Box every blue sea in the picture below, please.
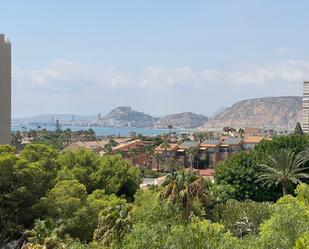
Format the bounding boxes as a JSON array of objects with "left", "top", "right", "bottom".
[{"left": 11, "top": 124, "right": 195, "bottom": 137}]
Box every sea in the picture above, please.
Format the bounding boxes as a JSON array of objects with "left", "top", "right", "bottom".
[{"left": 11, "top": 124, "right": 195, "bottom": 137}]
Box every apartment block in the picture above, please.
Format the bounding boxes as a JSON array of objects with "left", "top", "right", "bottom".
[{"left": 0, "top": 34, "right": 11, "bottom": 144}]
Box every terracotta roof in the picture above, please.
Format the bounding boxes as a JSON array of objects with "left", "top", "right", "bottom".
[
  {"left": 244, "top": 135, "right": 265, "bottom": 144},
  {"left": 154, "top": 143, "right": 178, "bottom": 152},
  {"left": 244, "top": 127, "right": 262, "bottom": 135},
  {"left": 65, "top": 140, "right": 109, "bottom": 151},
  {"left": 199, "top": 169, "right": 214, "bottom": 177},
  {"left": 112, "top": 139, "right": 144, "bottom": 151}
]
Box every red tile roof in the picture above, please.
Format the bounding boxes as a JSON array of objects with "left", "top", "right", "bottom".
[
  {"left": 154, "top": 143, "right": 178, "bottom": 152},
  {"left": 199, "top": 169, "right": 214, "bottom": 177}
]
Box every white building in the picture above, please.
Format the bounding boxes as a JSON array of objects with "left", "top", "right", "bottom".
[
  {"left": 0, "top": 34, "right": 11, "bottom": 144},
  {"left": 303, "top": 81, "right": 309, "bottom": 133}
]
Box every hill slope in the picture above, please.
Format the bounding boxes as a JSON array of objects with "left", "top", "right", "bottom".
[
  {"left": 155, "top": 112, "right": 208, "bottom": 128},
  {"left": 200, "top": 96, "right": 302, "bottom": 130},
  {"left": 100, "top": 106, "right": 157, "bottom": 128}
]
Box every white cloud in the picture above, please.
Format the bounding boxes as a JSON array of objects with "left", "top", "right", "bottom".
[
  {"left": 229, "top": 60, "right": 309, "bottom": 86},
  {"left": 12, "top": 59, "right": 308, "bottom": 117},
  {"left": 13, "top": 60, "right": 221, "bottom": 92},
  {"left": 14, "top": 59, "right": 309, "bottom": 93},
  {"left": 276, "top": 48, "right": 296, "bottom": 55}
]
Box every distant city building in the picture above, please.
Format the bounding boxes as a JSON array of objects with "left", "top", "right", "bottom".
[
  {"left": 303, "top": 81, "right": 309, "bottom": 133},
  {"left": 0, "top": 34, "right": 11, "bottom": 144}
]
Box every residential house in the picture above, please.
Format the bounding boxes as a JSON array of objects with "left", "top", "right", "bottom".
[
  {"left": 153, "top": 143, "right": 179, "bottom": 169},
  {"left": 176, "top": 141, "right": 200, "bottom": 168},
  {"left": 242, "top": 135, "right": 269, "bottom": 151},
  {"left": 243, "top": 135, "right": 263, "bottom": 150},
  {"left": 199, "top": 139, "right": 221, "bottom": 168},
  {"left": 219, "top": 137, "right": 243, "bottom": 160},
  {"left": 112, "top": 139, "right": 148, "bottom": 166},
  {"left": 64, "top": 138, "right": 129, "bottom": 153},
  {"left": 65, "top": 141, "right": 107, "bottom": 153}
]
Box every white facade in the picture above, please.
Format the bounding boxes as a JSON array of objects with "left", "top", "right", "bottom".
[
  {"left": 0, "top": 34, "right": 11, "bottom": 144},
  {"left": 303, "top": 81, "right": 309, "bottom": 133}
]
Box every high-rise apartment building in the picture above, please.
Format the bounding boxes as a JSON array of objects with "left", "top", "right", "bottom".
[
  {"left": 0, "top": 34, "right": 11, "bottom": 144},
  {"left": 303, "top": 81, "right": 309, "bottom": 133}
]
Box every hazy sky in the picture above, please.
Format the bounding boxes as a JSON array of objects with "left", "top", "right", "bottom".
[{"left": 1, "top": 1, "right": 309, "bottom": 118}]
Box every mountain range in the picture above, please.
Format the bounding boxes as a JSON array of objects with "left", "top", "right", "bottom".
[
  {"left": 200, "top": 96, "right": 302, "bottom": 131},
  {"left": 13, "top": 96, "right": 303, "bottom": 130},
  {"left": 98, "top": 107, "right": 208, "bottom": 128}
]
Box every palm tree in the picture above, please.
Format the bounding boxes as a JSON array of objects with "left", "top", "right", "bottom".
[
  {"left": 168, "top": 124, "right": 173, "bottom": 135},
  {"left": 28, "top": 219, "right": 57, "bottom": 245},
  {"left": 257, "top": 149, "right": 309, "bottom": 195},
  {"left": 142, "top": 144, "right": 154, "bottom": 167},
  {"left": 238, "top": 128, "right": 245, "bottom": 138},
  {"left": 128, "top": 148, "right": 138, "bottom": 166},
  {"left": 194, "top": 132, "right": 206, "bottom": 143},
  {"left": 94, "top": 205, "right": 132, "bottom": 247},
  {"left": 161, "top": 134, "right": 171, "bottom": 163},
  {"left": 153, "top": 153, "right": 164, "bottom": 171},
  {"left": 104, "top": 139, "right": 119, "bottom": 154},
  {"left": 186, "top": 147, "right": 199, "bottom": 169},
  {"left": 160, "top": 170, "right": 211, "bottom": 220}
]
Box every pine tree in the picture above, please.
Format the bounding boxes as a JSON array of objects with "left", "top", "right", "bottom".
[{"left": 294, "top": 122, "right": 304, "bottom": 135}]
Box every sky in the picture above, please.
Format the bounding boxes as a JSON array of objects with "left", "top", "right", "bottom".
[{"left": 1, "top": 0, "right": 309, "bottom": 118}]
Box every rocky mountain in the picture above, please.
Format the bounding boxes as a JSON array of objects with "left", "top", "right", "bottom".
[
  {"left": 155, "top": 112, "right": 208, "bottom": 129},
  {"left": 14, "top": 107, "right": 210, "bottom": 129},
  {"left": 100, "top": 106, "right": 157, "bottom": 128},
  {"left": 200, "top": 96, "right": 302, "bottom": 131}
]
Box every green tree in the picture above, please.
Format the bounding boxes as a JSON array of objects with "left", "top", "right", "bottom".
[
  {"left": 122, "top": 219, "right": 239, "bottom": 249},
  {"left": 161, "top": 135, "right": 171, "bottom": 163},
  {"left": 238, "top": 128, "right": 245, "bottom": 138},
  {"left": 27, "top": 219, "right": 59, "bottom": 245},
  {"left": 41, "top": 179, "right": 87, "bottom": 220},
  {"left": 20, "top": 144, "right": 57, "bottom": 163},
  {"left": 194, "top": 132, "right": 206, "bottom": 143},
  {"left": 294, "top": 122, "right": 304, "bottom": 135},
  {"left": 160, "top": 170, "right": 212, "bottom": 220},
  {"left": 294, "top": 232, "right": 309, "bottom": 249},
  {"left": 92, "top": 155, "right": 141, "bottom": 200},
  {"left": 257, "top": 149, "right": 309, "bottom": 195},
  {"left": 93, "top": 204, "right": 131, "bottom": 247},
  {"left": 162, "top": 158, "right": 183, "bottom": 173},
  {"left": 258, "top": 186, "right": 309, "bottom": 249},
  {"left": 103, "top": 138, "right": 119, "bottom": 154},
  {"left": 214, "top": 151, "right": 281, "bottom": 201},
  {"left": 71, "top": 190, "right": 127, "bottom": 242},
  {"left": 0, "top": 154, "right": 20, "bottom": 244},
  {"left": 56, "top": 149, "right": 100, "bottom": 193},
  {"left": 11, "top": 131, "right": 23, "bottom": 150},
  {"left": 165, "top": 220, "right": 239, "bottom": 249},
  {"left": 185, "top": 146, "right": 199, "bottom": 169},
  {"left": 128, "top": 148, "right": 138, "bottom": 165},
  {"left": 254, "top": 134, "right": 309, "bottom": 157},
  {"left": 211, "top": 199, "right": 272, "bottom": 238},
  {"left": 0, "top": 144, "right": 16, "bottom": 155},
  {"left": 168, "top": 124, "right": 173, "bottom": 135},
  {"left": 153, "top": 153, "right": 163, "bottom": 171},
  {"left": 0, "top": 151, "right": 56, "bottom": 244}
]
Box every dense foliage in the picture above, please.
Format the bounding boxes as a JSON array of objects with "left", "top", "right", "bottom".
[
  {"left": 0, "top": 144, "right": 140, "bottom": 245},
  {"left": 2, "top": 134, "right": 309, "bottom": 248}
]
